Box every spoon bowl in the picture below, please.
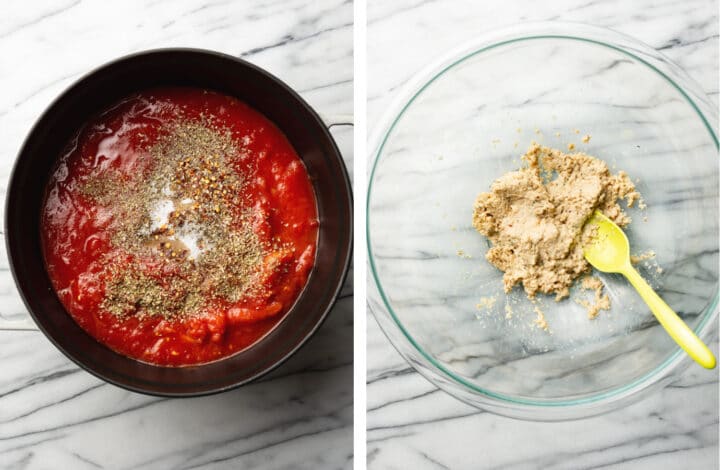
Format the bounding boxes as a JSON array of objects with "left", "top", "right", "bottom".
[{"left": 582, "top": 211, "right": 631, "bottom": 273}]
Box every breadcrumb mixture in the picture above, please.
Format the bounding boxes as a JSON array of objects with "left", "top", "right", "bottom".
[
  {"left": 472, "top": 144, "right": 642, "bottom": 321},
  {"left": 576, "top": 276, "right": 611, "bottom": 319},
  {"left": 630, "top": 250, "right": 656, "bottom": 264},
  {"left": 533, "top": 305, "right": 549, "bottom": 331},
  {"left": 476, "top": 296, "right": 497, "bottom": 311}
]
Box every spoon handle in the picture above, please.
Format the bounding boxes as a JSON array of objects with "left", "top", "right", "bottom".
[{"left": 623, "top": 265, "right": 716, "bottom": 369}]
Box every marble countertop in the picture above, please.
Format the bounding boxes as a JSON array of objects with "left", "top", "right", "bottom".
[
  {"left": 367, "top": 0, "right": 718, "bottom": 469},
  {"left": 0, "top": 1, "right": 352, "bottom": 469}
]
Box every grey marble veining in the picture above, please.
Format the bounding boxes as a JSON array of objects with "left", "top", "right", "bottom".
[
  {"left": 0, "top": 1, "right": 352, "bottom": 469},
  {"left": 368, "top": 0, "right": 718, "bottom": 468}
]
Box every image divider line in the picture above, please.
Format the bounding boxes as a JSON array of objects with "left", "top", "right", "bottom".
[{"left": 352, "top": 0, "right": 368, "bottom": 468}]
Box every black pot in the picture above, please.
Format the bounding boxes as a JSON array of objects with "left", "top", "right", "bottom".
[{"left": 4, "top": 49, "right": 353, "bottom": 396}]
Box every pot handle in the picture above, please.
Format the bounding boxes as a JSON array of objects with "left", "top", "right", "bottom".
[
  {"left": 0, "top": 234, "right": 39, "bottom": 330},
  {"left": 320, "top": 114, "right": 354, "bottom": 128},
  {"left": 0, "top": 316, "right": 37, "bottom": 330}
]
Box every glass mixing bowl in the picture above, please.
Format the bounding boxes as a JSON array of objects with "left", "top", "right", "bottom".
[{"left": 367, "top": 22, "right": 718, "bottom": 420}]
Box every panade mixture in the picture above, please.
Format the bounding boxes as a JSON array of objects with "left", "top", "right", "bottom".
[{"left": 472, "top": 144, "right": 642, "bottom": 320}]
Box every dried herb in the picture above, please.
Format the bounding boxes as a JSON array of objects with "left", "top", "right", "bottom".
[{"left": 85, "top": 117, "right": 270, "bottom": 319}]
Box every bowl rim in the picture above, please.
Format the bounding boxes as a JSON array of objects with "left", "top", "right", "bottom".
[
  {"left": 6, "top": 47, "right": 353, "bottom": 397},
  {"left": 367, "top": 21, "right": 718, "bottom": 417}
]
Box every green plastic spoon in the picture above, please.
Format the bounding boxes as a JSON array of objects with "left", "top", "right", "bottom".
[{"left": 583, "top": 210, "right": 716, "bottom": 369}]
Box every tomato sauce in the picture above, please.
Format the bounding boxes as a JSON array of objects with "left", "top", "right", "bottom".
[{"left": 40, "top": 88, "right": 318, "bottom": 366}]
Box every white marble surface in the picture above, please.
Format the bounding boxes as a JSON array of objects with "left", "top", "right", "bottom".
[
  {"left": 367, "top": 0, "right": 719, "bottom": 469},
  {"left": 0, "top": 1, "right": 352, "bottom": 469}
]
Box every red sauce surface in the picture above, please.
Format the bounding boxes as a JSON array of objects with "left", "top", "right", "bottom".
[{"left": 40, "top": 88, "right": 318, "bottom": 366}]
